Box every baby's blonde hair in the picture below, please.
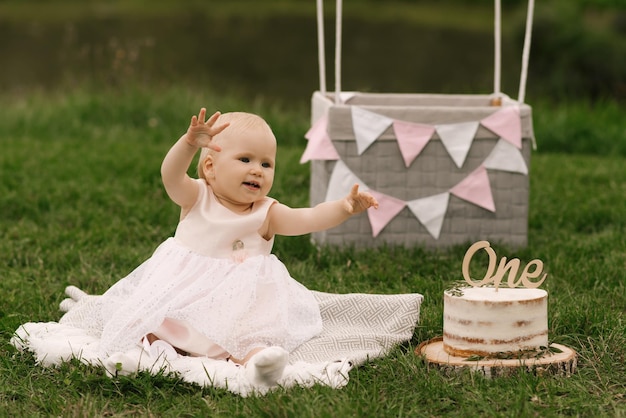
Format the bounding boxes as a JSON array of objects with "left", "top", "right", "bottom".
[{"left": 197, "top": 111, "right": 276, "bottom": 180}]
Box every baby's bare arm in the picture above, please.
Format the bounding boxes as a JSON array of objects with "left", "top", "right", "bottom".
[
  {"left": 161, "top": 108, "right": 229, "bottom": 209},
  {"left": 267, "top": 184, "right": 378, "bottom": 237}
]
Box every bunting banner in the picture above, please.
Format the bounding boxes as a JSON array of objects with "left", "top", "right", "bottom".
[
  {"left": 366, "top": 191, "right": 407, "bottom": 238},
  {"left": 351, "top": 106, "right": 393, "bottom": 155},
  {"left": 325, "top": 161, "right": 499, "bottom": 238},
  {"left": 303, "top": 104, "right": 528, "bottom": 239},
  {"left": 435, "top": 121, "right": 480, "bottom": 168},
  {"left": 300, "top": 115, "right": 340, "bottom": 163},
  {"left": 407, "top": 192, "right": 450, "bottom": 240},
  {"left": 483, "top": 139, "right": 528, "bottom": 175},
  {"left": 302, "top": 105, "right": 524, "bottom": 167},
  {"left": 480, "top": 106, "right": 522, "bottom": 149},
  {"left": 325, "top": 160, "right": 368, "bottom": 203},
  {"left": 449, "top": 165, "right": 495, "bottom": 212},
  {"left": 392, "top": 120, "right": 435, "bottom": 168}
]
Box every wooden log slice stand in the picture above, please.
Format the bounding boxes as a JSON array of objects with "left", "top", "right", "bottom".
[{"left": 417, "top": 337, "right": 577, "bottom": 378}]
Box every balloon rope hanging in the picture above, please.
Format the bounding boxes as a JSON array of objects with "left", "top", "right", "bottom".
[
  {"left": 334, "top": 0, "right": 343, "bottom": 104},
  {"left": 494, "top": 0, "right": 502, "bottom": 98},
  {"left": 314, "top": 0, "right": 535, "bottom": 106},
  {"left": 316, "top": 0, "right": 327, "bottom": 95},
  {"left": 518, "top": 0, "right": 535, "bottom": 104}
]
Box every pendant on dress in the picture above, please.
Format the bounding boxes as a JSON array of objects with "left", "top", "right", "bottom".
[{"left": 231, "top": 239, "right": 247, "bottom": 263}]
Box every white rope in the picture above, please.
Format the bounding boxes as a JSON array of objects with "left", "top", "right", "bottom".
[
  {"left": 494, "top": 0, "right": 502, "bottom": 97},
  {"left": 335, "top": 0, "right": 343, "bottom": 104},
  {"left": 317, "top": 0, "right": 534, "bottom": 106},
  {"left": 316, "top": 0, "right": 327, "bottom": 95},
  {"left": 518, "top": 0, "right": 535, "bottom": 103}
]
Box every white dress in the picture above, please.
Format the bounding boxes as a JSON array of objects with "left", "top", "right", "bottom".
[{"left": 59, "top": 179, "right": 323, "bottom": 359}]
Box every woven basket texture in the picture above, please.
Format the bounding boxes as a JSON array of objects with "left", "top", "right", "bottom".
[{"left": 309, "top": 92, "right": 533, "bottom": 249}]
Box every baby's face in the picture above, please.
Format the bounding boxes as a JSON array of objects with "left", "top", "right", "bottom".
[{"left": 208, "top": 130, "right": 277, "bottom": 208}]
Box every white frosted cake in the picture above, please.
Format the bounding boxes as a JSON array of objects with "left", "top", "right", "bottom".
[{"left": 443, "top": 287, "right": 548, "bottom": 357}]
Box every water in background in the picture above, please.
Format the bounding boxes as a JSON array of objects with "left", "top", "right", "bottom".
[{"left": 2, "top": 12, "right": 527, "bottom": 105}]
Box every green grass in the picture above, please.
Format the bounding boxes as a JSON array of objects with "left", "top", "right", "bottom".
[{"left": 1, "top": 86, "right": 625, "bottom": 417}]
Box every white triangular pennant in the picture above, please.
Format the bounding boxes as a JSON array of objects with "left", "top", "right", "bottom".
[
  {"left": 351, "top": 107, "right": 393, "bottom": 155},
  {"left": 407, "top": 192, "right": 450, "bottom": 239},
  {"left": 325, "top": 160, "right": 368, "bottom": 202},
  {"left": 436, "top": 121, "right": 480, "bottom": 168},
  {"left": 483, "top": 139, "right": 528, "bottom": 175}
]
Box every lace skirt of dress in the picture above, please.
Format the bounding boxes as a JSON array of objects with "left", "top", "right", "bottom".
[{"left": 59, "top": 238, "right": 323, "bottom": 359}]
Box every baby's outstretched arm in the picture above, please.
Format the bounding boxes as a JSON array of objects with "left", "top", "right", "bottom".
[
  {"left": 161, "top": 108, "right": 229, "bottom": 210},
  {"left": 265, "top": 184, "right": 378, "bottom": 238}
]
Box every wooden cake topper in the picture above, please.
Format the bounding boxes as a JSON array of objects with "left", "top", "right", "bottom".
[{"left": 462, "top": 240, "right": 547, "bottom": 291}]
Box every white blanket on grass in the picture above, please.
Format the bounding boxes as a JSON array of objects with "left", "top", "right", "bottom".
[{"left": 11, "top": 289, "right": 423, "bottom": 396}]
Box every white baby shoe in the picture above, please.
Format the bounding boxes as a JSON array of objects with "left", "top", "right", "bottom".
[
  {"left": 142, "top": 337, "right": 179, "bottom": 360},
  {"left": 244, "top": 346, "right": 289, "bottom": 387}
]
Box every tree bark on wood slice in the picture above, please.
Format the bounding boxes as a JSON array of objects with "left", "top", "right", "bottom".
[{"left": 416, "top": 337, "right": 577, "bottom": 378}]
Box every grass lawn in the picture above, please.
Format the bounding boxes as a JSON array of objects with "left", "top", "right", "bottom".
[{"left": 0, "top": 87, "right": 625, "bottom": 417}]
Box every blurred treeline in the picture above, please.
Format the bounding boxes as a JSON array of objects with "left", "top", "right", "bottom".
[
  {"left": 353, "top": 0, "right": 623, "bottom": 8},
  {"left": 0, "top": 0, "right": 624, "bottom": 102},
  {"left": 340, "top": 0, "right": 626, "bottom": 101},
  {"left": 526, "top": 0, "right": 625, "bottom": 101}
]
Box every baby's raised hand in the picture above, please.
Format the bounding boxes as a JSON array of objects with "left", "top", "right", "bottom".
[
  {"left": 185, "top": 108, "right": 230, "bottom": 151},
  {"left": 343, "top": 184, "right": 379, "bottom": 214}
]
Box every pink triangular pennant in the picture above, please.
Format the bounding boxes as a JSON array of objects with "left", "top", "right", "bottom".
[
  {"left": 450, "top": 165, "right": 495, "bottom": 212},
  {"left": 481, "top": 106, "right": 522, "bottom": 149},
  {"left": 351, "top": 107, "right": 393, "bottom": 155},
  {"left": 436, "top": 121, "right": 479, "bottom": 168},
  {"left": 392, "top": 120, "right": 435, "bottom": 167},
  {"left": 366, "top": 190, "right": 406, "bottom": 238},
  {"left": 300, "top": 115, "right": 340, "bottom": 163}
]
